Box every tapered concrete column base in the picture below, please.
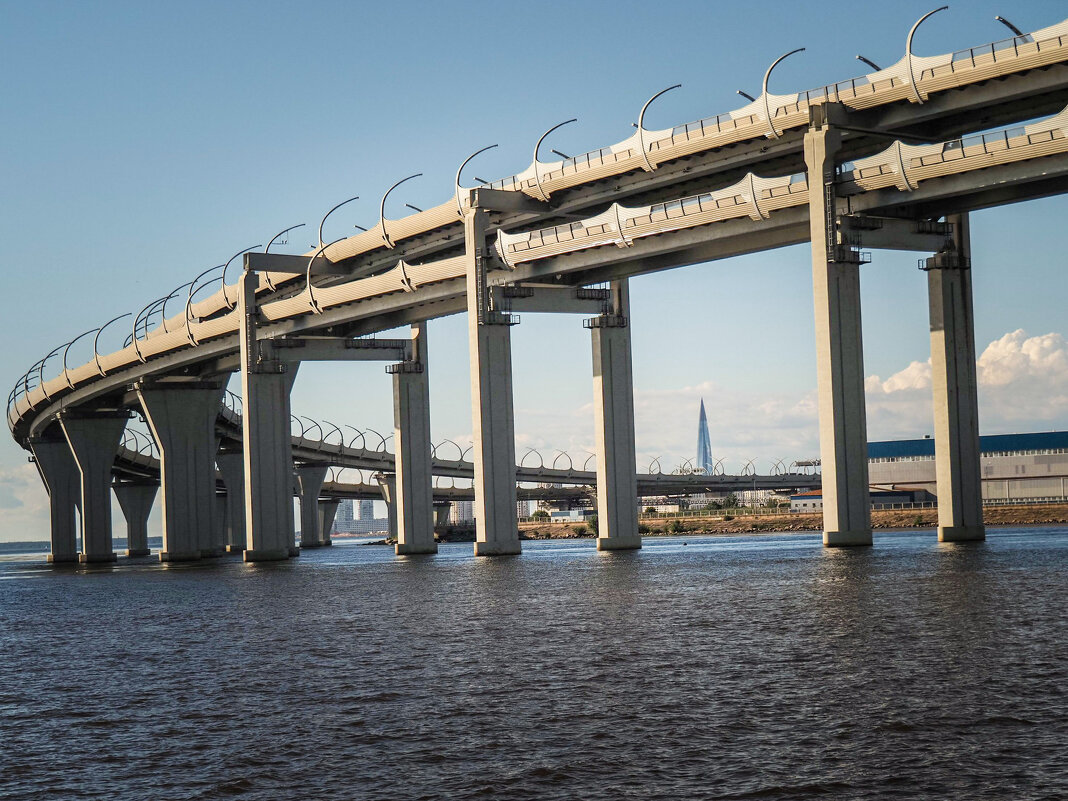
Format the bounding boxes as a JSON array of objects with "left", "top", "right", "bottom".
[
  {"left": 300, "top": 542, "right": 327, "bottom": 549},
  {"left": 47, "top": 554, "right": 79, "bottom": 564},
  {"left": 939, "top": 525, "right": 985, "bottom": 543},
  {"left": 823, "top": 529, "right": 873, "bottom": 547},
  {"left": 244, "top": 548, "right": 290, "bottom": 563},
  {"left": 226, "top": 544, "right": 246, "bottom": 554},
  {"left": 396, "top": 542, "right": 437, "bottom": 555},
  {"left": 160, "top": 550, "right": 201, "bottom": 562},
  {"left": 597, "top": 535, "right": 642, "bottom": 551},
  {"left": 474, "top": 539, "right": 521, "bottom": 556},
  {"left": 287, "top": 546, "right": 300, "bottom": 557},
  {"left": 200, "top": 548, "right": 225, "bottom": 559},
  {"left": 322, "top": 539, "right": 333, "bottom": 547},
  {"left": 125, "top": 548, "right": 151, "bottom": 558},
  {"left": 79, "top": 552, "right": 117, "bottom": 564}
]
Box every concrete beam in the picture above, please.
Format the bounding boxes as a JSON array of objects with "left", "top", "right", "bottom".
[
  {"left": 468, "top": 187, "right": 549, "bottom": 214},
  {"left": 839, "top": 216, "right": 952, "bottom": 252},
  {"left": 805, "top": 113, "right": 872, "bottom": 547},
  {"left": 264, "top": 336, "right": 410, "bottom": 363},
  {"left": 244, "top": 252, "right": 351, "bottom": 276},
  {"left": 928, "top": 213, "right": 984, "bottom": 543},
  {"left": 114, "top": 482, "right": 156, "bottom": 557},
  {"left": 491, "top": 284, "right": 610, "bottom": 315}
]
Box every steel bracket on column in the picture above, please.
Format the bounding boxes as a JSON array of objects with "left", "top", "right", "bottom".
[
  {"left": 583, "top": 314, "right": 628, "bottom": 329},
  {"left": 385, "top": 361, "right": 424, "bottom": 374},
  {"left": 921, "top": 250, "right": 970, "bottom": 271}
]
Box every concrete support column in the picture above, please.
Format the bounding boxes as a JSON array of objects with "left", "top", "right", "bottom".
[
  {"left": 928, "top": 213, "right": 985, "bottom": 542},
  {"left": 318, "top": 499, "right": 339, "bottom": 546},
  {"left": 137, "top": 382, "right": 225, "bottom": 562},
  {"left": 465, "top": 209, "right": 520, "bottom": 555},
  {"left": 433, "top": 501, "right": 452, "bottom": 528},
  {"left": 296, "top": 463, "right": 329, "bottom": 548},
  {"left": 114, "top": 482, "right": 157, "bottom": 557},
  {"left": 589, "top": 280, "right": 641, "bottom": 551},
  {"left": 377, "top": 474, "right": 398, "bottom": 541},
  {"left": 216, "top": 451, "right": 247, "bottom": 553},
  {"left": 238, "top": 268, "right": 298, "bottom": 562},
  {"left": 60, "top": 413, "right": 128, "bottom": 563},
  {"left": 805, "top": 115, "right": 872, "bottom": 547},
  {"left": 30, "top": 434, "right": 81, "bottom": 563},
  {"left": 390, "top": 322, "right": 436, "bottom": 555}
]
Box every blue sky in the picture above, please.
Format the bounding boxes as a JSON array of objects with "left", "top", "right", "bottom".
[{"left": 2, "top": 0, "right": 1066, "bottom": 541}]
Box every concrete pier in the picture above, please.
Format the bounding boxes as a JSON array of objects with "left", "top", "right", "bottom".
[
  {"left": 238, "top": 269, "right": 297, "bottom": 562},
  {"left": 296, "top": 463, "right": 329, "bottom": 548},
  {"left": 137, "top": 381, "right": 225, "bottom": 562},
  {"left": 114, "top": 482, "right": 157, "bottom": 557},
  {"left": 928, "top": 213, "right": 985, "bottom": 543},
  {"left": 465, "top": 208, "right": 520, "bottom": 556},
  {"left": 805, "top": 112, "right": 872, "bottom": 547},
  {"left": 377, "top": 473, "right": 399, "bottom": 542},
  {"left": 390, "top": 323, "right": 436, "bottom": 555},
  {"left": 590, "top": 280, "right": 641, "bottom": 551},
  {"left": 216, "top": 451, "right": 247, "bottom": 552},
  {"left": 318, "top": 499, "right": 339, "bottom": 546},
  {"left": 30, "top": 433, "right": 81, "bottom": 563},
  {"left": 60, "top": 413, "right": 128, "bottom": 563}
]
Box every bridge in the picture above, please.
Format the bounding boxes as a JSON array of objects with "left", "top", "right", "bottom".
[{"left": 9, "top": 10, "right": 1068, "bottom": 562}]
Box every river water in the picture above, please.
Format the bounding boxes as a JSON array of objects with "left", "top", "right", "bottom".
[{"left": 1, "top": 528, "right": 1065, "bottom": 800}]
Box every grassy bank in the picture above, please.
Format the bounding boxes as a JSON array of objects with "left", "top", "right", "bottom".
[{"left": 515, "top": 503, "right": 1068, "bottom": 539}]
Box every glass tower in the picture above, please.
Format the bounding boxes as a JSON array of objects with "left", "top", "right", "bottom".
[{"left": 697, "top": 399, "right": 713, "bottom": 474}]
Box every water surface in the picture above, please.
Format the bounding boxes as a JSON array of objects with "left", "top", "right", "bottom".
[{"left": 1, "top": 528, "right": 1065, "bottom": 800}]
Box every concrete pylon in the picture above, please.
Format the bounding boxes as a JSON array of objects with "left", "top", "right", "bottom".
[
  {"left": 590, "top": 280, "right": 641, "bottom": 550},
  {"left": 377, "top": 473, "right": 398, "bottom": 541},
  {"left": 30, "top": 433, "right": 81, "bottom": 564},
  {"left": 464, "top": 208, "right": 520, "bottom": 556},
  {"left": 432, "top": 501, "right": 452, "bottom": 528},
  {"left": 137, "top": 381, "right": 226, "bottom": 562},
  {"left": 929, "top": 213, "right": 985, "bottom": 542},
  {"left": 318, "top": 499, "right": 340, "bottom": 547},
  {"left": 804, "top": 112, "right": 872, "bottom": 547},
  {"left": 296, "top": 463, "right": 329, "bottom": 548},
  {"left": 390, "top": 322, "right": 436, "bottom": 555},
  {"left": 60, "top": 413, "right": 128, "bottom": 563},
  {"left": 238, "top": 269, "right": 298, "bottom": 562},
  {"left": 215, "top": 451, "right": 246, "bottom": 552},
  {"left": 114, "top": 482, "right": 157, "bottom": 557}
]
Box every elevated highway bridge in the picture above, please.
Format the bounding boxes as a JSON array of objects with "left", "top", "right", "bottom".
[{"left": 10, "top": 11, "right": 1068, "bottom": 562}]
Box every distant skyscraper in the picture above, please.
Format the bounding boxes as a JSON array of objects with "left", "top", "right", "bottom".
[
  {"left": 358, "top": 499, "right": 374, "bottom": 521},
  {"left": 697, "top": 399, "right": 713, "bottom": 474}
]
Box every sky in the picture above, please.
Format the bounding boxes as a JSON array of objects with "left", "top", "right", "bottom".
[{"left": 1, "top": 0, "right": 1066, "bottom": 541}]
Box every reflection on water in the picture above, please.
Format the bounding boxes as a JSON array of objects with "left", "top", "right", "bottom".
[{"left": 1, "top": 528, "right": 1065, "bottom": 800}]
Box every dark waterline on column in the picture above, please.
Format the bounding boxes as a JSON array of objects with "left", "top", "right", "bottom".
[{"left": 1, "top": 528, "right": 1065, "bottom": 800}]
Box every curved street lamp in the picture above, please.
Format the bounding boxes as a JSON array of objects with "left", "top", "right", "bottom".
[{"left": 532, "top": 118, "right": 577, "bottom": 202}]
